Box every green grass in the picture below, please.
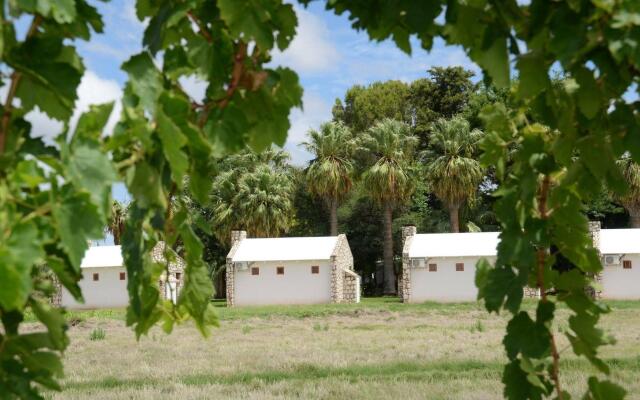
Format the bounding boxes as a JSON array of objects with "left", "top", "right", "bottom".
[
  {"left": 26, "top": 297, "right": 639, "bottom": 325},
  {"left": 44, "top": 298, "right": 640, "bottom": 399}
]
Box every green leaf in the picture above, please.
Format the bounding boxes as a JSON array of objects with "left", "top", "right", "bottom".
[
  {"left": 0, "top": 221, "right": 42, "bottom": 310},
  {"left": 156, "top": 109, "right": 189, "bottom": 186},
  {"left": 475, "top": 37, "right": 509, "bottom": 89},
  {"left": 65, "top": 141, "right": 117, "bottom": 215},
  {"left": 574, "top": 67, "right": 600, "bottom": 119},
  {"left": 52, "top": 189, "right": 105, "bottom": 269},
  {"left": 72, "top": 102, "right": 114, "bottom": 141},
  {"left": 503, "top": 311, "right": 551, "bottom": 360},
  {"left": 585, "top": 377, "right": 626, "bottom": 400},
  {"left": 11, "top": 38, "right": 83, "bottom": 120},
  {"left": 126, "top": 161, "right": 166, "bottom": 209},
  {"left": 516, "top": 53, "right": 550, "bottom": 100},
  {"left": 30, "top": 299, "right": 69, "bottom": 351},
  {"left": 121, "top": 53, "right": 163, "bottom": 114}
]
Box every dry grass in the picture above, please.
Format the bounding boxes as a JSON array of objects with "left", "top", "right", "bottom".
[{"left": 43, "top": 299, "right": 640, "bottom": 400}]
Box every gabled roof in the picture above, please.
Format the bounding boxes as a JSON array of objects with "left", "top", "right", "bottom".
[
  {"left": 407, "top": 228, "right": 640, "bottom": 258},
  {"left": 79, "top": 242, "right": 185, "bottom": 270},
  {"left": 408, "top": 232, "right": 500, "bottom": 258},
  {"left": 81, "top": 245, "right": 123, "bottom": 268},
  {"left": 231, "top": 236, "right": 339, "bottom": 262},
  {"left": 600, "top": 229, "right": 640, "bottom": 254}
]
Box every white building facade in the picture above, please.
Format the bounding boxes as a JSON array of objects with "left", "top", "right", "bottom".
[
  {"left": 226, "top": 232, "right": 360, "bottom": 306},
  {"left": 400, "top": 225, "right": 640, "bottom": 303},
  {"left": 55, "top": 243, "right": 184, "bottom": 309}
]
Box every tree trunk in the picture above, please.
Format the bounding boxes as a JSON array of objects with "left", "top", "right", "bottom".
[
  {"left": 448, "top": 203, "right": 460, "bottom": 233},
  {"left": 329, "top": 197, "right": 338, "bottom": 236},
  {"left": 630, "top": 208, "right": 640, "bottom": 228},
  {"left": 382, "top": 202, "right": 396, "bottom": 295}
]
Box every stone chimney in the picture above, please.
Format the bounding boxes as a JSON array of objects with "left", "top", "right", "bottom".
[
  {"left": 230, "top": 230, "right": 247, "bottom": 247},
  {"left": 588, "top": 221, "right": 601, "bottom": 253},
  {"left": 401, "top": 225, "right": 417, "bottom": 249},
  {"left": 587, "top": 221, "right": 603, "bottom": 299}
]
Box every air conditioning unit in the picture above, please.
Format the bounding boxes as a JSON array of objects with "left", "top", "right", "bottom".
[
  {"left": 234, "top": 262, "right": 249, "bottom": 270},
  {"left": 411, "top": 258, "right": 425, "bottom": 268},
  {"left": 603, "top": 254, "right": 622, "bottom": 266}
]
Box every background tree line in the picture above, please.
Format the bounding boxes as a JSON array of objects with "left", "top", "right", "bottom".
[{"left": 108, "top": 66, "right": 639, "bottom": 298}]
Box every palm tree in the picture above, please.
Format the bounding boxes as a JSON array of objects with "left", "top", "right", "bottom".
[
  {"left": 359, "top": 118, "right": 418, "bottom": 295},
  {"left": 106, "top": 200, "right": 128, "bottom": 245},
  {"left": 211, "top": 150, "right": 295, "bottom": 241},
  {"left": 426, "top": 117, "right": 483, "bottom": 233},
  {"left": 235, "top": 165, "right": 294, "bottom": 237},
  {"left": 302, "top": 121, "right": 356, "bottom": 236},
  {"left": 615, "top": 155, "right": 640, "bottom": 228}
]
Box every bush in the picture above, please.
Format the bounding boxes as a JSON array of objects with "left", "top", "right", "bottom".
[{"left": 89, "top": 327, "right": 106, "bottom": 341}]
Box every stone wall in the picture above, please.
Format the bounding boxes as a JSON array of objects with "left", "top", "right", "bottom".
[
  {"left": 343, "top": 269, "right": 360, "bottom": 303},
  {"left": 399, "top": 226, "right": 416, "bottom": 303},
  {"left": 587, "top": 221, "right": 603, "bottom": 299},
  {"left": 153, "top": 241, "right": 186, "bottom": 302},
  {"left": 225, "top": 230, "right": 247, "bottom": 307},
  {"left": 331, "top": 234, "right": 360, "bottom": 304}
]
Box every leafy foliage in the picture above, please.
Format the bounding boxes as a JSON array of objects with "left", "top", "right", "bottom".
[
  {"left": 302, "top": 121, "right": 356, "bottom": 235},
  {"left": 425, "top": 117, "right": 484, "bottom": 232},
  {"left": 0, "top": 0, "right": 301, "bottom": 397},
  {"left": 313, "top": 0, "right": 640, "bottom": 398},
  {"left": 359, "top": 119, "right": 418, "bottom": 294},
  {"left": 613, "top": 156, "right": 640, "bottom": 228}
]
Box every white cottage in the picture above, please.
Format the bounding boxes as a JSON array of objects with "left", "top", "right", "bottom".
[
  {"left": 400, "top": 225, "right": 640, "bottom": 303},
  {"left": 599, "top": 228, "right": 640, "bottom": 299},
  {"left": 55, "top": 243, "right": 185, "bottom": 309},
  {"left": 226, "top": 231, "right": 360, "bottom": 306}
]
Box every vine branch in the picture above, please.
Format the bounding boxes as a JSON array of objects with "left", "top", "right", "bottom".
[
  {"left": 537, "top": 175, "right": 563, "bottom": 400},
  {"left": 197, "top": 41, "right": 247, "bottom": 128},
  {"left": 0, "top": 15, "right": 42, "bottom": 155}
]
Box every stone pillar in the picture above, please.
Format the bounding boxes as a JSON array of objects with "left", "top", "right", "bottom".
[
  {"left": 226, "top": 230, "right": 247, "bottom": 307},
  {"left": 401, "top": 225, "right": 417, "bottom": 247},
  {"left": 588, "top": 221, "right": 603, "bottom": 299},
  {"left": 400, "top": 225, "right": 416, "bottom": 303}
]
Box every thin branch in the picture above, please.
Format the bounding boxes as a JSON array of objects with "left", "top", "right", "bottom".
[
  {"left": 197, "top": 41, "right": 247, "bottom": 128},
  {"left": 187, "top": 11, "right": 212, "bottom": 43},
  {"left": 0, "top": 15, "right": 43, "bottom": 155},
  {"left": 536, "top": 175, "right": 563, "bottom": 400}
]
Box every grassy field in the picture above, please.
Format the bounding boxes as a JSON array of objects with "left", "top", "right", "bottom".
[{"left": 41, "top": 298, "right": 640, "bottom": 399}]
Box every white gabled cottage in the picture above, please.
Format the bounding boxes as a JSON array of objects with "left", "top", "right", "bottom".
[
  {"left": 598, "top": 228, "right": 640, "bottom": 299},
  {"left": 226, "top": 231, "right": 360, "bottom": 306},
  {"left": 54, "top": 242, "right": 185, "bottom": 309},
  {"left": 399, "top": 226, "right": 498, "bottom": 303},
  {"left": 400, "top": 224, "right": 640, "bottom": 303}
]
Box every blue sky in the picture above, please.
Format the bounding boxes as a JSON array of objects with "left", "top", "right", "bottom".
[{"left": 24, "top": 1, "right": 480, "bottom": 204}]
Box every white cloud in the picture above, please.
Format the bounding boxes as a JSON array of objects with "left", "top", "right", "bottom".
[
  {"left": 27, "top": 70, "right": 122, "bottom": 145},
  {"left": 284, "top": 91, "right": 332, "bottom": 166},
  {"left": 271, "top": 7, "right": 340, "bottom": 74}
]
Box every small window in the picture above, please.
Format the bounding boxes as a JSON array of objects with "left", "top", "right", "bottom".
[
  {"left": 277, "top": 266, "right": 285, "bottom": 275},
  {"left": 175, "top": 272, "right": 182, "bottom": 280},
  {"left": 428, "top": 263, "right": 437, "bottom": 272},
  {"left": 623, "top": 260, "right": 632, "bottom": 269},
  {"left": 311, "top": 265, "right": 319, "bottom": 274},
  {"left": 119, "top": 272, "right": 126, "bottom": 280},
  {"left": 456, "top": 263, "right": 464, "bottom": 272},
  {"left": 93, "top": 273, "right": 99, "bottom": 281},
  {"left": 251, "top": 267, "right": 259, "bottom": 276}
]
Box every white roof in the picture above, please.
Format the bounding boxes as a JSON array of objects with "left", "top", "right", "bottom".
[
  {"left": 408, "top": 232, "right": 500, "bottom": 258},
  {"left": 600, "top": 229, "right": 640, "bottom": 254},
  {"left": 408, "top": 228, "right": 640, "bottom": 258},
  {"left": 80, "top": 245, "right": 123, "bottom": 268},
  {"left": 231, "top": 236, "right": 339, "bottom": 262}
]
